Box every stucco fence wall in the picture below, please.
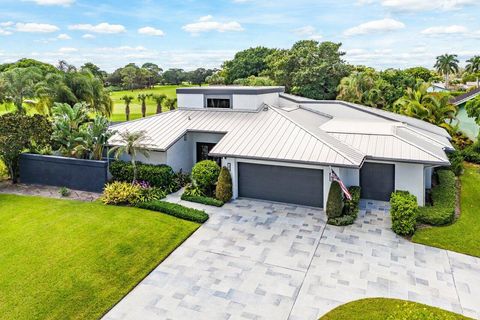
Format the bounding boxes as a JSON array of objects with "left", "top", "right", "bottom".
[{"left": 19, "top": 153, "right": 109, "bottom": 193}]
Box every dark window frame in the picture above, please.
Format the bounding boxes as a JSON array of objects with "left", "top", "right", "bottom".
[{"left": 204, "top": 94, "right": 232, "bottom": 109}]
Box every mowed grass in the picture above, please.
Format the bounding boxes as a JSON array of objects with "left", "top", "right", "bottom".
[
  {"left": 0, "top": 194, "right": 199, "bottom": 319},
  {"left": 413, "top": 163, "right": 480, "bottom": 257},
  {"left": 320, "top": 298, "right": 471, "bottom": 320},
  {"left": 109, "top": 85, "right": 189, "bottom": 122}
]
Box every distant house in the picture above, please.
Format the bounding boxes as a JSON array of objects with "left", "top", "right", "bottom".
[
  {"left": 451, "top": 87, "right": 480, "bottom": 107},
  {"left": 109, "top": 86, "right": 453, "bottom": 208},
  {"left": 427, "top": 82, "right": 451, "bottom": 93}
]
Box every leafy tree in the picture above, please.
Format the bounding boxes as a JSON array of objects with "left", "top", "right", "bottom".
[
  {"left": 265, "top": 41, "right": 351, "bottom": 100},
  {"left": 0, "top": 58, "right": 58, "bottom": 75},
  {"left": 141, "top": 62, "right": 163, "bottom": 88},
  {"left": 120, "top": 64, "right": 139, "bottom": 90},
  {"left": 223, "top": 47, "right": 277, "bottom": 84},
  {"left": 0, "top": 113, "right": 52, "bottom": 182},
  {"left": 466, "top": 56, "right": 480, "bottom": 88},
  {"left": 434, "top": 54, "right": 459, "bottom": 89},
  {"left": 465, "top": 95, "right": 480, "bottom": 126},
  {"left": 379, "top": 69, "right": 417, "bottom": 106},
  {"left": 232, "top": 75, "right": 276, "bottom": 86},
  {"left": 108, "top": 130, "right": 151, "bottom": 182},
  {"left": 152, "top": 94, "right": 167, "bottom": 114},
  {"left": 162, "top": 68, "right": 186, "bottom": 85},
  {"left": 57, "top": 60, "right": 77, "bottom": 73},
  {"left": 0, "top": 67, "right": 42, "bottom": 113},
  {"left": 121, "top": 95, "right": 134, "bottom": 121},
  {"left": 80, "top": 62, "right": 107, "bottom": 81},
  {"left": 405, "top": 67, "right": 434, "bottom": 83},
  {"left": 188, "top": 68, "right": 214, "bottom": 86},
  {"left": 205, "top": 72, "right": 225, "bottom": 85},
  {"left": 337, "top": 70, "right": 387, "bottom": 108},
  {"left": 137, "top": 93, "right": 150, "bottom": 117}
]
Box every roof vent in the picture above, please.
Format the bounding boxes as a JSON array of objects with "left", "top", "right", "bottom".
[{"left": 263, "top": 105, "right": 269, "bottom": 111}]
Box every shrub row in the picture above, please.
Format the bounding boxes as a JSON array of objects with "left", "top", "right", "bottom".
[
  {"left": 180, "top": 194, "right": 224, "bottom": 207},
  {"left": 109, "top": 161, "right": 174, "bottom": 189},
  {"left": 418, "top": 170, "right": 456, "bottom": 226},
  {"left": 136, "top": 200, "right": 209, "bottom": 223},
  {"left": 390, "top": 191, "right": 418, "bottom": 236}
]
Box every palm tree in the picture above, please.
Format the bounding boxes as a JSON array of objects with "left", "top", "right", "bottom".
[
  {"left": 138, "top": 93, "right": 150, "bottom": 117},
  {"left": 466, "top": 56, "right": 480, "bottom": 88},
  {"left": 152, "top": 94, "right": 167, "bottom": 114},
  {"left": 165, "top": 97, "right": 177, "bottom": 111},
  {"left": 108, "top": 130, "right": 150, "bottom": 182},
  {"left": 121, "top": 95, "right": 134, "bottom": 121},
  {"left": 434, "top": 54, "right": 459, "bottom": 89}
]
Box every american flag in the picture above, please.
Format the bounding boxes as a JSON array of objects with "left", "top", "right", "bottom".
[{"left": 330, "top": 169, "right": 352, "bottom": 200}]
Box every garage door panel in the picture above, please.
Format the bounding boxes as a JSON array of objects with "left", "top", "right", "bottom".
[
  {"left": 360, "top": 162, "right": 394, "bottom": 201},
  {"left": 238, "top": 163, "right": 323, "bottom": 207}
]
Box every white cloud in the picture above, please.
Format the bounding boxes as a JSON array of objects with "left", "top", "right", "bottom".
[
  {"left": 294, "top": 25, "right": 322, "bottom": 40},
  {"left": 0, "top": 29, "right": 12, "bottom": 36},
  {"left": 57, "top": 33, "right": 71, "bottom": 40},
  {"left": 359, "top": 0, "right": 477, "bottom": 11},
  {"left": 82, "top": 33, "right": 95, "bottom": 39},
  {"left": 421, "top": 25, "right": 468, "bottom": 35},
  {"left": 58, "top": 47, "right": 78, "bottom": 53},
  {"left": 138, "top": 26, "right": 165, "bottom": 36},
  {"left": 344, "top": 18, "right": 405, "bottom": 36},
  {"left": 0, "top": 22, "right": 14, "bottom": 27},
  {"left": 15, "top": 22, "right": 59, "bottom": 33},
  {"left": 182, "top": 15, "right": 243, "bottom": 34},
  {"left": 69, "top": 22, "right": 125, "bottom": 34},
  {"left": 24, "top": 0, "right": 74, "bottom": 6}
]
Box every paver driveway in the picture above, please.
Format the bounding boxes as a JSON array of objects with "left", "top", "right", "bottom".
[{"left": 104, "top": 198, "right": 480, "bottom": 320}]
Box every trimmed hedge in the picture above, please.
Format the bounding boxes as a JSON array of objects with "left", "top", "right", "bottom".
[
  {"left": 418, "top": 170, "right": 456, "bottom": 226},
  {"left": 215, "top": 166, "right": 233, "bottom": 203},
  {"left": 109, "top": 161, "right": 174, "bottom": 189},
  {"left": 390, "top": 191, "right": 418, "bottom": 236},
  {"left": 136, "top": 200, "right": 209, "bottom": 223},
  {"left": 326, "top": 181, "right": 344, "bottom": 218},
  {"left": 181, "top": 194, "right": 224, "bottom": 207},
  {"left": 328, "top": 186, "right": 361, "bottom": 226}
]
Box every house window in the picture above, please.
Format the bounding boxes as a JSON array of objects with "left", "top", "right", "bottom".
[{"left": 205, "top": 95, "right": 231, "bottom": 109}]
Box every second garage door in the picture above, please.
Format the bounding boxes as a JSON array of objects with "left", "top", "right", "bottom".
[
  {"left": 360, "top": 162, "right": 395, "bottom": 201},
  {"left": 238, "top": 163, "right": 323, "bottom": 207}
]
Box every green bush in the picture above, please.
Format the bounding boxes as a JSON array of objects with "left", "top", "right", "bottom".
[
  {"left": 215, "top": 166, "right": 233, "bottom": 203},
  {"left": 102, "top": 181, "right": 142, "bottom": 205},
  {"left": 460, "top": 146, "right": 480, "bottom": 164},
  {"left": 59, "top": 187, "right": 70, "bottom": 197},
  {"left": 328, "top": 186, "right": 361, "bottom": 226},
  {"left": 327, "top": 214, "right": 357, "bottom": 226},
  {"left": 326, "top": 181, "right": 344, "bottom": 218},
  {"left": 447, "top": 151, "right": 464, "bottom": 176},
  {"left": 390, "top": 191, "right": 418, "bottom": 236},
  {"left": 137, "top": 187, "right": 167, "bottom": 203},
  {"left": 191, "top": 160, "right": 220, "bottom": 196},
  {"left": 109, "top": 161, "right": 174, "bottom": 190},
  {"left": 136, "top": 200, "right": 209, "bottom": 223},
  {"left": 181, "top": 194, "right": 224, "bottom": 207},
  {"left": 183, "top": 183, "right": 204, "bottom": 197},
  {"left": 418, "top": 170, "right": 456, "bottom": 226}
]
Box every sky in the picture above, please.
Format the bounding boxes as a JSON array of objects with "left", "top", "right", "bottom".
[{"left": 0, "top": 0, "right": 479, "bottom": 72}]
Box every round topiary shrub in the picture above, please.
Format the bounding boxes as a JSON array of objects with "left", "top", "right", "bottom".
[
  {"left": 326, "top": 181, "right": 344, "bottom": 218},
  {"left": 191, "top": 160, "right": 221, "bottom": 196},
  {"left": 216, "top": 166, "right": 233, "bottom": 203}
]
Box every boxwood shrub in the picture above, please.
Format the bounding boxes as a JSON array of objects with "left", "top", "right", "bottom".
[
  {"left": 390, "top": 191, "right": 418, "bottom": 236},
  {"left": 328, "top": 186, "right": 361, "bottom": 226},
  {"left": 418, "top": 170, "right": 456, "bottom": 226},
  {"left": 109, "top": 161, "right": 174, "bottom": 189},
  {"left": 180, "top": 194, "right": 224, "bottom": 207},
  {"left": 326, "top": 181, "right": 344, "bottom": 219},
  {"left": 136, "top": 200, "right": 209, "bottom": 223}
]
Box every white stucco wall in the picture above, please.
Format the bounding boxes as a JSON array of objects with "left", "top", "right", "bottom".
[
  {"left": 232, "top": 93, "right": 279, "bottom": 110},
  {"left": 166, "top": 135, "right": 192, "bottom": 172},
  {"left": 395, "top": 162, "right": 425, "bottom": 206},
  {"left": 177, "top": 93, "right": 204, "bottom": 109}
]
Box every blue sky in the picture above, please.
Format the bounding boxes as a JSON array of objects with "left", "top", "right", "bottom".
[{"left": 0, "top": 0, "right": 479, "bottom": 71}]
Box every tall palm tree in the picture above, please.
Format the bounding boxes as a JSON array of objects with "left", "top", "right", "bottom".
[
  {"left": 108, "top": 130, "right": 150, "bottom": 182},
  {"left": 466, "top": 56, "right": 480, "bottom": 88},
  {"left": 152, "top": 94, "right": 167, "bottom": 114},
  {"left": 434, "top": 54, "right": 459, "bottom": 89},
  {"left": 121, "top": 95, "right": 134, "bottom": 121},
  {"left": 165, "top": 97, "right": 177, "bottom": 111},
  {"left": 138, "top": 93, "right": 150, "bottom": 117}
]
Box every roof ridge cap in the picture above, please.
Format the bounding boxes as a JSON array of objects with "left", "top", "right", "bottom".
[
  {"left": 268, "top": 105, "right": 364, "bottom": 166},
  {"left": 392, "top": 130, "right": 447, "bottom": 162}
]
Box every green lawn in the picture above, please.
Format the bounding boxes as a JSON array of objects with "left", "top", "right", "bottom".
[
  {"left": 413, "top": 163, "right": 480, "bottom": 257},
  {"left": 0, "top": 194, "right": 199, "bottom": 319},
  {"left": 320, "top": 298, "right": 470, "bottom": 320},
  {"left": 109, "top": 85, "right": 188, "bottom": 122}
]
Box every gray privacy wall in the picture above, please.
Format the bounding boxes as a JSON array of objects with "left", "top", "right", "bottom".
[{"left": 19, "top": 153, "right": 108, "bottom": 192}]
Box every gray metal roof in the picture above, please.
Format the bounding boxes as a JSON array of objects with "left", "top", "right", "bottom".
[{"left": 109, "top": 92, "right": 452, "bottom": 167}]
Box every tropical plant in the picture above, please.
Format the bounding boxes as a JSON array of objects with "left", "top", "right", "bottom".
[
  {"left": 121, "top": 95, "right": 134, "bottom": 121},
  {"left": 191, "top": 160, "right": 220, "bottom": 197},
  {"left": 165, "top": 97, "right": 177, "bottom": 111},
  {"left": 0, "top": 113, "right": 52, "bottom": 182},
  {"left": 434, "top": 54, "right": 459, "bottom": 89},
  {"left": 0, "top": 67, "right": 42, "bottom": 113},
  {"left": 465, "top": 95, "right": 480, "bottom": 126},
  {"left": 205, "top": 72, "right": 225, "bottom": 85},
  {"left": 152, "top": 94, "right": 167, "bottom": 114},
  {"left": 138, "top": 93, "right": 150, "bottom": 117},
  {"left": 466, "top": 56, "right": 480, "bottom": 88},
  {"left": 85, "top": 116, "right": 114, "bottom": 160},
  {"left": 108, "top": 130, "right": 151, "bottom": 182}
]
